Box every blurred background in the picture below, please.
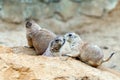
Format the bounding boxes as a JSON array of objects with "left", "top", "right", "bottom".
[{"left": 0, "top": 0, "right": 120, "bottom": 71}]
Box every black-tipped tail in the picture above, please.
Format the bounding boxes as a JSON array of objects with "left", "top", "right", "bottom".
[{"left": 102, "top": 52, "right": 115, "bottom": 63}]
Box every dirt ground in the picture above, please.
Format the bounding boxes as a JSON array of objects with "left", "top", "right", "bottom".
[{"left": 0, "top": 1, "right": 120, "bottom": 73}]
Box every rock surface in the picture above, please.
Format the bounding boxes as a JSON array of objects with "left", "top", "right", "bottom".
[
  {"left": 0, "top": 0, "right": 118, "bottom": 23},
  {"left": 0, "top": 46, "right": 120, "bottom": 80}
]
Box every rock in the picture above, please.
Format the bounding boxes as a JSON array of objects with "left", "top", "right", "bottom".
[
  {"left": 52, "top": 0, "right": 79, "bottom": 21},
  {"left": 11, "top": 46, "right": 36, "bottom": 55},
  {"left": 0, "top": 46, "right": 120, "bottom": 80},
  {"left": 0, "top": 0, "right": 118, "bottom": 23},
  {"left": 76, "top": 0, "right": 118, "bottom": 17},
  {"left": 0, "top": 46, "right": 13, "bottom": 53},
  {"left": 4, "top": 66, "right": 36, "bottom": 80}
]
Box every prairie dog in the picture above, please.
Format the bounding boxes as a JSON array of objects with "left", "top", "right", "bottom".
[
  {"left": 63, "top": 32, "right": 83, "bottom": 57},
  {"left": 25, "top": 19, "right": 56, "bottom": 55},
  {"left": 63, "top": 32, "right": 115, "bottom": 67},
  {"left": 80, "top": 43, "right": 115, "bottom": 67},
  {"left": 43, "top": 36, "right": 67, "bottom": 57}
]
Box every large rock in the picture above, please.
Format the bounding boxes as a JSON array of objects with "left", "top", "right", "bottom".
[
  {"left": 0, "top": 0, "right": 118, "bottom": 23},
  {"left": 0, "top": 46, "right": 120, "bottom": 80}
]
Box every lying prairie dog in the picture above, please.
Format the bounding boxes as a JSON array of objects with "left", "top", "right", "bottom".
[
  {"left": 63, "top": 32, "right": 115, "bottom": 67},
  {"left": 25, "top": 19, "right": 56, "bottom": 55},
  {"left": 79, "top": 43, "right": 115, "bottom": 67}
]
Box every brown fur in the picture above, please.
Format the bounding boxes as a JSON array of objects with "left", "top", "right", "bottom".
[
  {"left": 80, "top": 43, "right": 115, "bottom": 67},
  {"left": 43, "top": 36, "right": 65, "bottom": 57},
  {"left": 25, "top": 20, "right": 56, "bottom": 55}
]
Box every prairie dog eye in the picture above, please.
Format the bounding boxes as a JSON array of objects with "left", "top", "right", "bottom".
[
  {"left": 55, "top": 39, "right": 59, "bottom": 42},
  {"left": 68, "top": 33, "right": 72, "bottom": 37}
]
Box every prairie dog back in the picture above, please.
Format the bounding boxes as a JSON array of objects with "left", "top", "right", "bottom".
[{"left": 25, "top": 19, "right": 56, "bottom": 55}]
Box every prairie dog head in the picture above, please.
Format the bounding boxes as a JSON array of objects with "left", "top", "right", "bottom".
[
  {"left": 50, "top": 36, "right": 65, "bottom": 56},
  {"left": 64, "top": 32, "right": 82, "bottom": 43},
  {"left": 25, "top": 19, "right": 41, "bottom": 33}
]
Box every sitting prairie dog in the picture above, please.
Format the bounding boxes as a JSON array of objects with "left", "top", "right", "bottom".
[
  {"left": 43, "top": 36, "right": 68, "bottom": 57},
  {"left": 62, "top": 32, "right": 84, "bottom": 57},
  {"left": 25, "top": 19, "right": 56, "bottom": 55},
  {"left": 63, "top": 32, "right": 115, "bottom": 67}
]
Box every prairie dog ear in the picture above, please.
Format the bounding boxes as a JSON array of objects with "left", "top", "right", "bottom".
[{"left": 26, "top": 21, "right": 32, "bottom": 28}]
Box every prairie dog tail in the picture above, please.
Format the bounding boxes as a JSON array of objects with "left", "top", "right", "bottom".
[{"left": 102, "top": 52, "right": 115, "bottom": 63}]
